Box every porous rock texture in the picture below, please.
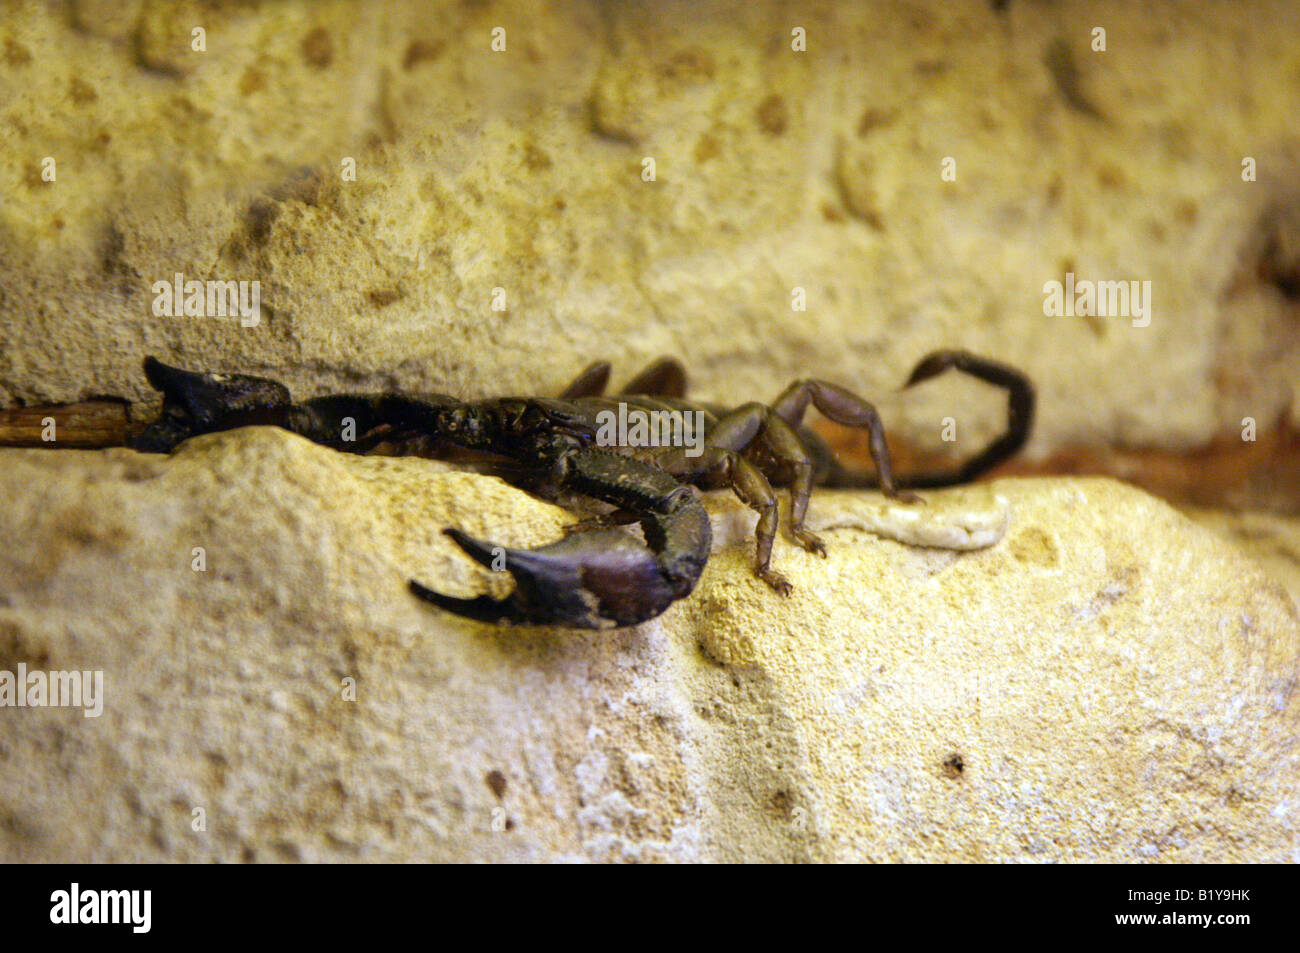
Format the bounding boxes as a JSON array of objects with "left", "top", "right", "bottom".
[
  {"left": 2, "top": 0, "right": 1299, "bottom": 864},
  {"left": 1, "top": 0, "right": 1299, "bottom": 459},
  {"left": 0, "top": 429, "right": 1296, "bottom": 862}
]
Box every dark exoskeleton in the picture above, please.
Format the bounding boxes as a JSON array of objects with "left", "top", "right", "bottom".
[{"left": 132, "top": 351, "right": 1033, "bottom": 629}]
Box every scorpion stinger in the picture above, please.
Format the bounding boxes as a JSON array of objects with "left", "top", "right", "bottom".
[
  {"left": 897, "top": 349, "right": 1035, "bottom": 488},
  {"left": 807, "top": 350, "right": 1035, "bottom": 491}
]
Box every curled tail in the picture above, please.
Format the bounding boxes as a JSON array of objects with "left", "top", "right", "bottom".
[{"left": 821, "top": 350, "right": 1035, "bottom": 489}]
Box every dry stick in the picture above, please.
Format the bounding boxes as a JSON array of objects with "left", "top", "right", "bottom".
[{"left": 0, "top": 401, "right": 130, "bottom": 448}]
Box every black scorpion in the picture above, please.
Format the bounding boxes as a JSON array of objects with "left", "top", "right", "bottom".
[{"left": 131, "top": 351, "right": 1033, "bottom": 629}]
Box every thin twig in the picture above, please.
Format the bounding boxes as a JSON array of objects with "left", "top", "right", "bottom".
[{"left": 0, "top": 401, "right": 130, "bottom": 448}]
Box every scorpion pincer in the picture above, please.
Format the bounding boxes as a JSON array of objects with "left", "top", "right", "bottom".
[{"left": 129, "top": 350, "right": 1033, "bottom": 629}]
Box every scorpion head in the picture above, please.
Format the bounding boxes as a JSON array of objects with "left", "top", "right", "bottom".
[{"left": 434, "top": 404, "right": 484, "bottom": 443}]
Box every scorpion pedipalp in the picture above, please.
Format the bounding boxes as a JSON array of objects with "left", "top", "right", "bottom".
[
  {"left": 406, "top": 448, "right": 711, "bottom": 628},
  {"left": 409, "top": 491, "right": 709, "bottom": 629},
  {"left": 132, "top": 357, "right": 301, "bottom": 452}
]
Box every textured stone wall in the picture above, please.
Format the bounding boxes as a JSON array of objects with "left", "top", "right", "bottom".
[
  {"left": 1, "top": 1, "right": 1298, "bottom": 863},
  {"left": 1, "top": 433, "right": 1297, "bottom": 862},
  {"left": 3, "top": 1, "right": 1298, "bottom": 458}
]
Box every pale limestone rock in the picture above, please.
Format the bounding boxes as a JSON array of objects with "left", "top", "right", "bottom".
[
  {"left": 0, "top": 429, "right": 1295, "bottom": 862},
  {"left": 1183, "top": 508, "right": 1300, "bottom": 613}
]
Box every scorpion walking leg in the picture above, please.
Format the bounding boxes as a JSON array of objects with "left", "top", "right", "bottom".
[
  {"left": 721, "top": 403, "right": 835, "bottom": 557},
  {"left": 654, "top": 401, "right": 832, "bottom": 594},
  {"left": 618, "top": 357, "right": 687, "bottom": 398},
  {"left": 558, "top": 361, "right": 611, "bottom": 399},
  {"left": 558, "top": 356, "right": 687, "bottom": 399},
  {"left": 770, "top": 378, "right": 921, "bottom": 504},
  {"left": 659, "top": 442, "right": 794, "bottom": 595},
  {"left": 410, "top": 447, "right": 712, "bottom": 629},
  {"left": 806, "top": 351, "right": 1034, "bottom": 490}
]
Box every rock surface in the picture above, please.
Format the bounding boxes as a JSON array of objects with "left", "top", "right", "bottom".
[
  {"left": 0, "top": 429, "right": 1296, "bottom": 862},
  {"left": 2, "top": 0, "right": 1299, "bottom": 462}
]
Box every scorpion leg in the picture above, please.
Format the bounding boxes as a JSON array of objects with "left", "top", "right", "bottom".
[
  {"left": 718, "top": 403, "right": 836, "bottom": 558},
  {"left": 658, "top": 447, "right": 793, "bottom": 595},
  {"left": 652, "top": 402, "right": 827, "bottom": 594},
  {"left": 410, "top": 447, "right": 711, "bottom": 629},
  {"left": 558, "top": 361, "right": 611, "bottom": 399},
  {"left": 770, "top": 378, "right": 921, "bottom": 504},
  {"left": 559, "top": 356, "right": 687, "bottom": 399},
  {"left": 619, "top": 357, "right": 687, "bottom": 398},
  {"left": 802, "top": 351, "right": 1033, "bottom": 490}
]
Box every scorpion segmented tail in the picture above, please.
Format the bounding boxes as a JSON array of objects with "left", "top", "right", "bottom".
[{"left": 820, "top": 349, "right": 1035, "bottom": 490}]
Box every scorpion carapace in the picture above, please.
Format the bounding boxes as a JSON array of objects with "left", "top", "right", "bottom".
[{"left": 131, "top": 351, "right": 1034, "bottom": 629}]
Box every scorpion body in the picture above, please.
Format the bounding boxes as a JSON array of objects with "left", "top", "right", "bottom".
[{"left": 132, "top": 351, "right": 1033, "bottom": 629}]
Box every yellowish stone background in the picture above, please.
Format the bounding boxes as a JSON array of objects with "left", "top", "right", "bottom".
[
  {"left": 0, "top": 0, "right": 1297, "bottom": 862},
  {"left": 3, "top": 0, "right": 1297, "bottom": 452}
]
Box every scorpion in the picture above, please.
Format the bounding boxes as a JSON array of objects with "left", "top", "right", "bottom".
[{"left": 129, "top": 351, "right": 1033, "bottom": 629}]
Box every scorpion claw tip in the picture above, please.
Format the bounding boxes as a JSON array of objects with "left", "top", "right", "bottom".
[
  {"left": 408, "top": 579, "right": 517, "bottom": 625},
  {"left": 442, "top": 527, "right": 502, "bottom": 568}
]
